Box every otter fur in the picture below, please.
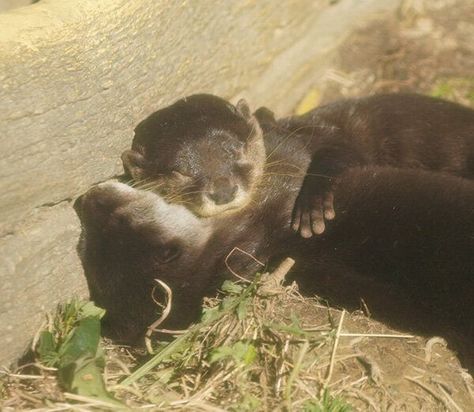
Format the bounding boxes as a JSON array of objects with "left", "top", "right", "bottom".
[
  {"left": 122, "top": 94, "right": 474, "bottom": 238},
  {"left": 122, "top": 95, "right": 265, "bottom": 217},
  {"left": 75, "top": 163, "right": 474, "bottom": 370}
]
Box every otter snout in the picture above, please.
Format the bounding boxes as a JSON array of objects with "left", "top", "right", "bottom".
[
  {"left": 74, "top": 183, "right": 136, "bottom": 229},
  {"left": 208, "top": 177, "right": 239, "bottom": 205}
]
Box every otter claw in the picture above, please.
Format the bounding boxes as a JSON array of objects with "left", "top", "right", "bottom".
[
  {"left": 323, "top": 192, "right": 335, "bottom": 220},
  {"left": 292, "top": 190, "right": 335, "bottom": 237}
]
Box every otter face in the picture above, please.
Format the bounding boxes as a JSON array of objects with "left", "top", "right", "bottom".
[
  {"left": 74, "top": 182, "right": 213, "bottom": 343},
  {"left": 122, "top": 94, "right": 266, "bottom": 217}
]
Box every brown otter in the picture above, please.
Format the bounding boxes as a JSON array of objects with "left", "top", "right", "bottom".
[
  {"left": 281, "top": 93, "right": 474, "bottom": 237},
  {"left": 122, "top": 95, "right": 265, "bottom": 217},
  {"left": 122, "top": 94, "right": 474, "bottom": 238},
  {"left": 75, "top": 164, "right": 474, "bottom": 369}
]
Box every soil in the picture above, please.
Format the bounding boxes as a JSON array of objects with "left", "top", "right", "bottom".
[
  {"left": 278, "top": 298, "right": 474, "bottom": 410},
  {"left": 309, "top": 0, "right": 474, "bottom": 108}
]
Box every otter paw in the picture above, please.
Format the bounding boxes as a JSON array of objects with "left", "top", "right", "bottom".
[{"left": 292, "top": 191, "right": 335, "bottom": 238}]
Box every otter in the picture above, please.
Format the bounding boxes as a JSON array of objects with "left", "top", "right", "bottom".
[
  {"left": 282, "top": 94, "right": 474, "bottom": 237},
  {"left": 75, "top": 164, "right": 474, "bottom": 370},
  {"left": 122, "top": 94, "right": 474, "bottom": 238},
  {"left": 122, "top": 95, "right": 265, "bottom": 217}
]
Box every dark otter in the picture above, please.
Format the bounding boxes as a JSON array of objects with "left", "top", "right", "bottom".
[
  {"left": 122, "top": 94, "right": 474, "bottom": 237},
  {"left": 75, "top": 164, "right": 474, "bottom": 369},
  {"left": 281, "top": 93, "right": 474, "bottom": 237},
  {"left": 122, "top": 95, "right": 265, "bottom": 217}
]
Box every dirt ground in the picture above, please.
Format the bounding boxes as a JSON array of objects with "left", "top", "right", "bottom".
[{"left": 308, "top": 0, "right": 474, "bottom": 108}]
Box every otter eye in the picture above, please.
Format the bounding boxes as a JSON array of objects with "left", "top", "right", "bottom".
[
  {"left": 234, "top": 161, "right": 254, "bottom": 176},
  {"left": 231, "top": 143, "right": 245, "bottom": 158},
  {"left": 156, "top": 244, "right": 181, "bottom": 264},
  {"left": 171, "top": 170, "right": 192, "bottom": 182}
]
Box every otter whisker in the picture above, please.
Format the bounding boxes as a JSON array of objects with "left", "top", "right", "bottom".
[
  {"left": 129, "top": 176, "right": 158, "bottom": 188},
  {"left": 166, "top": 189, "right": 209, "bottom": 203},
  {"left": 245, "top": 120, "right": 258, "bottom": 144},
  {"left": 265, "top": 161, "right": 307, "bottom": 173},
  {"left": 133, "top": 180, "right": 166, "bottom": 191},
  {"left": 266, "top": 125, "right": 316, "bottom": 161},
  {"left": 261, "top": 172, "right": 306, "bottom": 179}
]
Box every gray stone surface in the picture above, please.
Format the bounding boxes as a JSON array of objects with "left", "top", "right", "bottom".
[{"left": 0, "top": 0, "right": 400, "bottom": 365}]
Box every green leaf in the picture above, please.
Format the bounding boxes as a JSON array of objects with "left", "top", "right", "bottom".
[
  {"left": 209, "top": 345, "right": 234, "bottom": 364},
  {"left": 59, "top": 356, "right": 124, "bottom": 407},
  {"left": 221, "top": 295, "right": 237, "bottom": 311},
  {"left": 209, "top": 342, "right": 257, "bottom": 366},
  {"left": 80, "top": 302, "right": 106, "bottom": 319},
  {"left": 201, "top": 305, "right": 221, "bottom": 323},
  {"left": 37, "top": 331, "right": 59, "bottom": 367},
  {"left": 232, "top": 342, "right": 257, "bottom": 366},
  {"left": 265, "top": 321, "right": 308, "bottom": 338},
  {"left": 236, "top": 298, "right": 249, "bottom": 321},
  {"left": 221, "top": 280, "right": 244, "bottom": 295},
  {"left": 58, "top": 316, "right": 101, "bottom": 368},
  {"left": 231, "top": 393, "right": 261, "bottom": 411}
]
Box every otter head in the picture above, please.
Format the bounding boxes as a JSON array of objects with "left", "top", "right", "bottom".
[
  {"left": 121, "top": 94, "right": 265, "bottom": 217},
  {"left": 74, "top": 182, "right": 214, "bottom": 343}
]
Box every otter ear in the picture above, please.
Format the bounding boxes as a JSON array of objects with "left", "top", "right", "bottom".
[
  {"left": 254, "top": 106, "right": 276, "bottom": 125},
  {"left": 121, "top": 150, "right": 147, "bottom": 180},
  {"left": 236, "top": 99, "right": 252, "bottom": 121}
]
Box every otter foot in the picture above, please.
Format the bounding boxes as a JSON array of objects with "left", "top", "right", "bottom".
[{"left": 291, "top": 179, "right": 335, "bottom": 238}]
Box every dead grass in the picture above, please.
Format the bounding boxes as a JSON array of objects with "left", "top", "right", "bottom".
[{"left": 1, "top": 258, "right": 473, "bottom": 411}]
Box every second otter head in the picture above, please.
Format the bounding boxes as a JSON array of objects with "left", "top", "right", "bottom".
[
  {"left": 74, "top": 182, "right": 215, "bottom": 343},
  {"left": 121, "top": 94, "right": 265, "bottom": 217}
]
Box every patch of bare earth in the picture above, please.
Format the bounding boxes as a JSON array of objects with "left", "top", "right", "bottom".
[{"left": 315, "top": 0, "right": 474, "bottom": 106}]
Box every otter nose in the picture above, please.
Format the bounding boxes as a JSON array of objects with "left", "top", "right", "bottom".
[{"left": 208, "top": 179, "right": 238, "bottom": 205}]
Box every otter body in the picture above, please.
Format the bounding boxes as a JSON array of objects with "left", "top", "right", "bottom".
[
  {"left": 122, "top": 93, "right": 474, "bottom": 238},
  {"left": 76, "top": 161, "right": 474, "bottom": 369},
  {"left": 80, "top": 93, "right": 474, "bottom": 369},
  {"left": 281, "top": 94, "right": 474, "bottom": 236}
]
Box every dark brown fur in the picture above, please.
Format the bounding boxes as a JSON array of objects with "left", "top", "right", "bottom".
[
  {"left": 122, "top": 95, "right": 265, "bottom": 217},
  {"left": 264, "top": 93, "right": 474, "bottom": 236},
  {"left": 122, "top": 94, "right": 474, "bottom": 239},
  {"left": 77, "top": 93, "right": 474, "bottom": 370},
  {"left": 76, "top": 159, "right": 474, "bottom": 370}
]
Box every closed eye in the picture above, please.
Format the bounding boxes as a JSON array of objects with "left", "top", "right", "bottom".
[
  {"left": 171, "top": 170, "right": 193, "bottom": 182},
  {"left": 234, "top": 161, "right": 254, "bottom": 176},
  {"left": 156, "top": 244, "right": 181, "bottom": 264}
]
